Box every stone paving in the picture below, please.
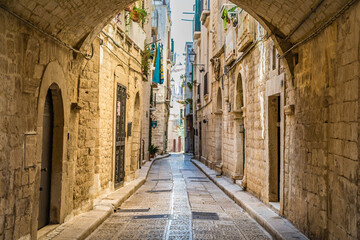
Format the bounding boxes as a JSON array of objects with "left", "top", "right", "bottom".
[{"left": 87, "top": 154, "right": 272, "bottom": 240}]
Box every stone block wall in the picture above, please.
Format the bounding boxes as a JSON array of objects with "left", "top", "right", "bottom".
[
  {"left": 0, "top": 9, "right": 146, "bottom": 239},
  {"left": 283, "top": 3, "right": 360, "bottom": 238},
  {"left": 194, "top": 1, "right": 360, "bottom": 239}
]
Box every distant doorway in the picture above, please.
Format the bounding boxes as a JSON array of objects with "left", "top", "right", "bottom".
[
  {"left": 268, "top": 95, "right": 281, "bottom": 202},
  {"left": 199, "top": 122, "right": 202, "bottom": 158},
  {"left": 38, "top": 84, "right": 64, "bottom": 229},
  {"left": 215, "top": 88, "right": 223, "bottom": 164}
]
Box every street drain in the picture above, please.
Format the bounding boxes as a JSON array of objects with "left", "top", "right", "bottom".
[
  {"left": 187, "top": 177, "right": 207, "bottom": 180},
  {"left": 133, "top": 214, "right": 170, "bottom": 219},
  {"left": 147, "top": 189, "right": 172, "bottom": 193},
  {"left": 192, "top": 212, "right": 219, "bottom": 220},
  {"left": 151, "top": 178, "right": 172, "bottom": 181},
  {"left": 116, "top": 208, "right": 150, "bottom": 212}
]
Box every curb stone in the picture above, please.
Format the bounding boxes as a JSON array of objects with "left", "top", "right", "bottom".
[{"left": 191, "top": 159, "right": 308, "bottom": 240}]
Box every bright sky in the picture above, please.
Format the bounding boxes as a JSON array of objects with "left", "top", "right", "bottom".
[{"left": 170, "top": 0, "right": 194, "bottom": 64}]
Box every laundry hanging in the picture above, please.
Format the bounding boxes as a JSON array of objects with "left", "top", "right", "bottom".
[{"left": 152, "top": 43, "right": 164, "bottom": 84}]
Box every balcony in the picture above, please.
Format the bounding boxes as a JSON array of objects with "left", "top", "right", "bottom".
[
  {"left": 200, "top": 0, "right": 210, "bottom": 25},
  {"left": 114, "top": 12, "right": 146, "bottom": 51},
  {"left": 193, "top": 0, "right": 201, "bottom": 37},
  {"left": 237, "top": 11, "right": 255, "bottom": 53}
]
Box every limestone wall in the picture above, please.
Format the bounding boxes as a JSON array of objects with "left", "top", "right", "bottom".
[
  {"left": 283, "top": 3, "right": 360, "bottom": 238},
  {"left": 193, "top": 0, "right": 360, "bottom": 239},
  {"left": 0, "top": 8, "right": 147, "bottom": 239}
]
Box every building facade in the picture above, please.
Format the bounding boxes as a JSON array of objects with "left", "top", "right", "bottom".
[
  {"left": 191, "top": 0, "right": 360, "bottom": 239},
  {"left": 0, "top": 0, "right": 154, "bottom": 238},
  {"left": 167, "top": 60, "right": 185, "bottom": 153},
  {"left": 150, "top": 0, "right": 172, "bottom": 154},
  {"left": 184, "top": 42, "right": 194, "bottom": 153}
]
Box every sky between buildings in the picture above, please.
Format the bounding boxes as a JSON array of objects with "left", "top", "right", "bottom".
[{"left": 170, "top": 0, "right": 194, "bottom": 64}]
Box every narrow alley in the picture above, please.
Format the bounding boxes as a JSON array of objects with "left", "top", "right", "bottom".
[
  {"left": 1, "top": 0, "right": 360, "bottom": 239},
  {"left": 87, "top": 154, "right": 271, "bottom": 240}
]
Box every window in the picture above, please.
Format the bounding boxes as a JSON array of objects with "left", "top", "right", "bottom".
[
  {"left": 272, "top": 46, "right": 277, "bottom": 71},
  {"left": 197, "top": 84, "right": 201, "bottom": 103},
  {"left": 204, "top": 72, "right": 208, "bottom": 96}
]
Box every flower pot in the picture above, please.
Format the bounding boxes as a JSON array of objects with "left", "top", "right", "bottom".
[
  {"left": 125, "top": 3, "right": 135, "bottom": 11},
  {"left": 131, "top": 12, "right": 139, "bottom": 22}
]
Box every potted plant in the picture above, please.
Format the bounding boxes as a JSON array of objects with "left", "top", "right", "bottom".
[
  {"left": 141, "top": 47, "right": 151, "bottom": 77},
  {"left": 130, "top": 5, "right": 148, "bottom": 24},
  {"left": 149, "top": 144, "right": 159, "bottom": 158},
  {"left": 124, "top": 3, "right": 135, "bottom": 12}
]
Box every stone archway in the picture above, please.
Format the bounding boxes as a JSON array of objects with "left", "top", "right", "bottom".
[
  {"left": 33, "top": 60, "right": 70, "bottom": 236},
  {"left": 38, "top": 83, "right": 64, "bottom": 229},
  {"left": 130, "top": 92, "right": 141, "bottom": 171},
  {"left": 0, "top": 0, "right": 353, "bottom": 76}
]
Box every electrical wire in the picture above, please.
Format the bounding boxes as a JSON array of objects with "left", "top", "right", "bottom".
[
  {"left": 99, "top": 37, "right": 143, "bottom": 75},
  {"left": 101, "top": 30, "right": 142, "bottom": 66},
  {"left": 284, "top": 0, "right": 325, "bottom": 41},
  {"left": 0, "top": 4, "right": 94, "bottom": 60}
]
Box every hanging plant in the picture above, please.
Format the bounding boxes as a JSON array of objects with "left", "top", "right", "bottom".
[
  {"left": 187, "top": 82, "right": 193, "bottom": 90},
  {"left": 125, "top": 3, "right": 135, "bottom": 12},
  {"left": 141, "top": 47, "right": 151, "bottom": 77},
  {"left": 222, "top": 6, "right": 239, "bottom": 30},
  {"left": 130, "top": 5, "right": 148, "bottom": 24}
]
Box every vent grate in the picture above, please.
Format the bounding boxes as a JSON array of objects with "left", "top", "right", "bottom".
[
  {"left": 133, "top": 214, "right": 170, "bottom": 219},
  {"left": 187, "top": 177, "right": 207, "bottom": 180},
  {"left": 116, "top": 208, "right": 150, "bottom": 213},
  {"left": 147, "top": 189, "right": 172, "bottom": 193},
  {"left": 192, "top": 212, "right": 219, "bottom": 220}
]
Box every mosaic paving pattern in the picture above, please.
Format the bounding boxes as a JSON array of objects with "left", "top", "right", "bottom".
[{"left": 87, "top": 154, "right": 272, "bottom": 240}]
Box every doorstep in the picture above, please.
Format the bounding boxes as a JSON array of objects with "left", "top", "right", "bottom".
[
  {"left": 38, "top": 159, "right": 156, "bottom": 240},
  {"left": 191, "top": 159, "right": 309, "bottom": 240}
]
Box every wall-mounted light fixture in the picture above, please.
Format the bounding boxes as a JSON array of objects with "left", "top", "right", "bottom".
[{"left": 189, "top": 49, "right": 205, "bottom": 72}]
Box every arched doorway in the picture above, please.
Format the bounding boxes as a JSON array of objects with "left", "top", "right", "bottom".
[
  {"left": 234, "top": 74, "right": 245, "bottom": 179},
  {"left": 215, "top": 88, "right": 223, "bottom": 165},
  {"left": 131, "top": 93, "right": 141, "bottom": 171},
  {"left": 38, "top": 83, "right": 64, "bottom": 229}
]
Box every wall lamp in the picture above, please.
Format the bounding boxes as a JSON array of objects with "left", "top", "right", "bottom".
[{"left": 189, "top": 49, "right": 205, "bottom": 72}]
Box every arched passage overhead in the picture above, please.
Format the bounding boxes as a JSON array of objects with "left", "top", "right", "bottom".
[
  {"left": 229, "top": 0, "right": 355, "bottom": 75},
  {"left": 0, "top": 0, "right": 354, "bottom": 74},
  {"left": 0, "top": 0, "right": 137, "bottom": 49}
]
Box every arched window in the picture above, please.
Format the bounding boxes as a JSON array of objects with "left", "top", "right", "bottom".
[
  {"left": 217, "top": 88, "right": 222, "bottom": 111},
  {"left": 235, "top": 74, "right": 244, "bottom": 111}
]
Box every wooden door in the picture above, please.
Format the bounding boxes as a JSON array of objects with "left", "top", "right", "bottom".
[{"left": 38, "top": 91, "right": 53, "bottom": 229}]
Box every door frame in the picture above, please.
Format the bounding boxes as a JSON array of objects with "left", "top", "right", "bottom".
[
  {"left": 34, "top": 61, "right": 69, "bottom": 238},
  {"left": 265, "top": 73, "right": 285, "bottom": 214},
  {"left": 113, "top": 83, "right": 127, "bottom": 187}
]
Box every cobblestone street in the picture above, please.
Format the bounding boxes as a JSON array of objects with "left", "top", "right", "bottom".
[{"left": 87, "top": 154, "right": 272, "bottom": 240}]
